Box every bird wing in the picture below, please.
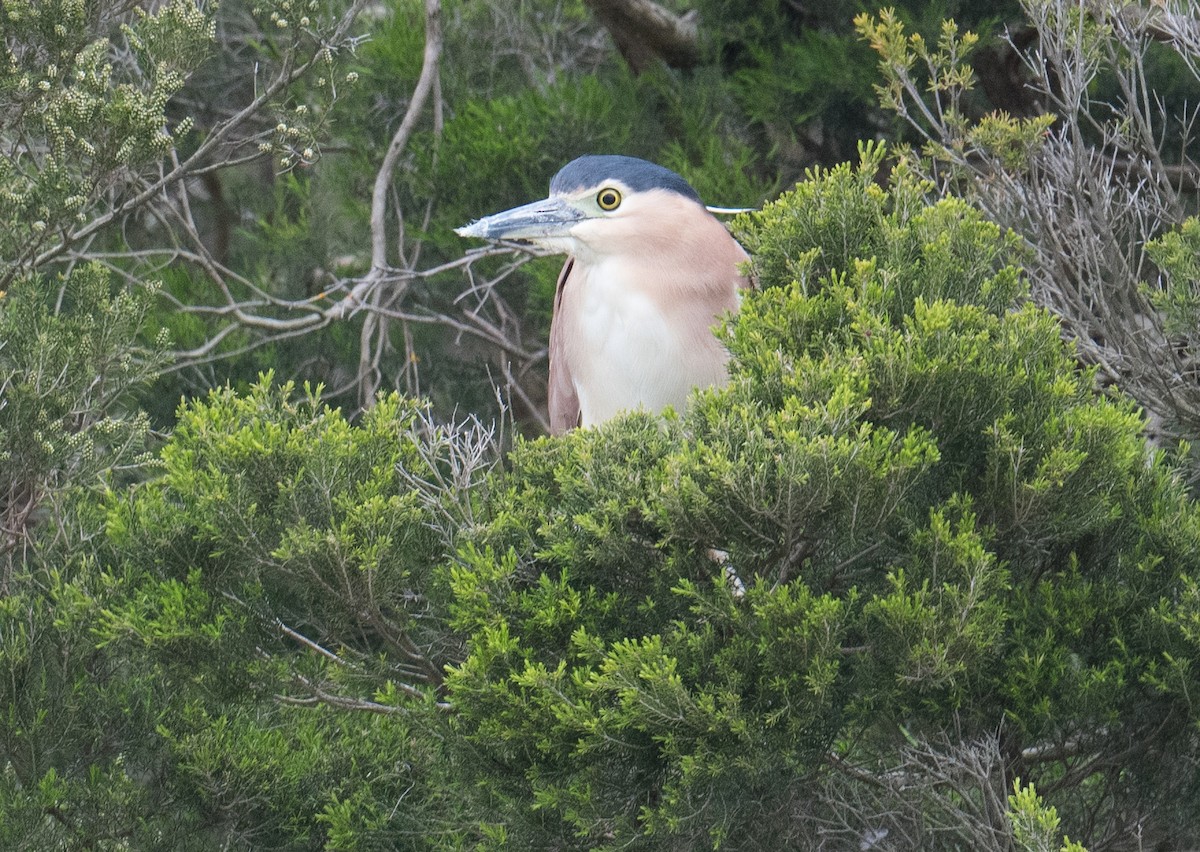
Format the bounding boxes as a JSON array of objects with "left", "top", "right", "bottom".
[{"left": 548, "top": 257, "right": 581, "bottom": 435}]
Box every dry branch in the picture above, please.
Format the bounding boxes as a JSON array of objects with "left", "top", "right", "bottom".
[{"left": 583, "top": 0, "right": 700, "bottom": 72}]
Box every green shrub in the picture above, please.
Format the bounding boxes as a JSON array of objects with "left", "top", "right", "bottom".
[{"left": 446, "top": 146, "right": 1200, "bottom": 850}]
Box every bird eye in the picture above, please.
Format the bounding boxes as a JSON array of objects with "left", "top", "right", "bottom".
[{"left": 596, "top": 188, "right": 622, "bottom": 211}]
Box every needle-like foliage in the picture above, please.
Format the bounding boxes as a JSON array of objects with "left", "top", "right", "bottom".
[{"left": 447, "top": 148, "right": 1200, "bottom": 850}]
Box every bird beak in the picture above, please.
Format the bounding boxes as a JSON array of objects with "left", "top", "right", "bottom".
[{"left": 455, "top": 196, "right": 585, "bottom": 242}]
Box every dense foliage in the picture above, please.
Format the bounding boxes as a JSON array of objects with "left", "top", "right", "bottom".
[
  {"left": 5, "top": 0, "right": 1200, "bottom": 849},
  {"left": 448, "top": 151, "right": 1200, "bottom": 849}
]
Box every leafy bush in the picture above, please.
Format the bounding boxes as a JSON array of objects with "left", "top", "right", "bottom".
[
  {"left": 8, "top": 0, "right": 1200, "bottom": 834},
  {"left": 446, "top": 147, "right": 1200, "bottom": 850},
  {"left": 1, "top": 379, "right": 488, "bottom": 848},
  {"left": 857, "top": 1, "right": 1200, "bottom": 465},
  {"left": 0, "top": 263, "right": 160, "bottom": 590}
]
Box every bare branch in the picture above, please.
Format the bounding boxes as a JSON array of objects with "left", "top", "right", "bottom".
[
  {"left": 369, "top": 0, "right": 443, "bottom": 274},
  {"left": 582, "top": 0, "right": 699, "bottom": 72}
]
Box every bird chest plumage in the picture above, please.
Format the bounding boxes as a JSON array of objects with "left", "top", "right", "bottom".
[
  {"left": 456, "top": 155, "right": 752, "bottom": 434},
  {"left": 558, "top": 252, "right": 738, "bottom": 426}
]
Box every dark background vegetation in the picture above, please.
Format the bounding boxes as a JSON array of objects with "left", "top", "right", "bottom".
[{"left": 3, "top": 0, "right": 1200, "bottom": 848}]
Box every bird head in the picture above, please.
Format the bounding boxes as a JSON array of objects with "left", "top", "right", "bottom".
[{"left": 455, "top": 155, "right": 710, "bottom": 260}]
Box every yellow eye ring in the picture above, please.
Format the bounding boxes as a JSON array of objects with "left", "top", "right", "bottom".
[{"left": 596, "top": 188, "right": 622, "bottom": 211}]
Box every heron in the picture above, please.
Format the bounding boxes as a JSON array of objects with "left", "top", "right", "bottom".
[{"left": 456, "top": 155, "right": 751, "bottom": 434}]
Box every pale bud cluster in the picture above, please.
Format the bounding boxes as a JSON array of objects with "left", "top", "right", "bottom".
[{"left": 256, "top": 0, "right": 321, "bottom": 32}]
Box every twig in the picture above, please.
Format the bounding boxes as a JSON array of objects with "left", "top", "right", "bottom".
[{"left": 368, "top": 0, "right": 443, "bottom": 274}]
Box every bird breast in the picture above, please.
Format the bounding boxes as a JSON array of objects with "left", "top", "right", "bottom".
[{"left": 558, "top": 230, "right": 747, "bottom": 426}]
